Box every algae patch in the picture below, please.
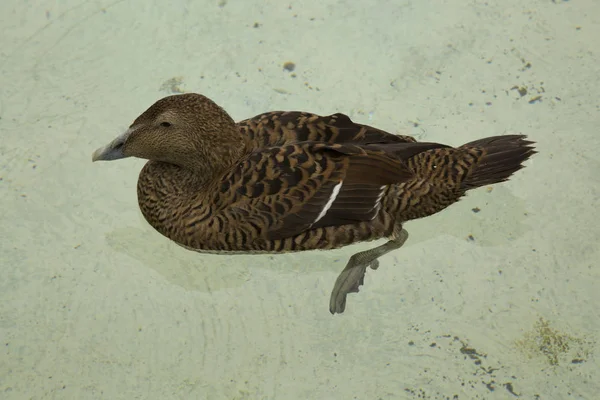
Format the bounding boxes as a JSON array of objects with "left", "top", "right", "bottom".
[{"left": 515, "top": 318, "right": 593, "bottom": 366}]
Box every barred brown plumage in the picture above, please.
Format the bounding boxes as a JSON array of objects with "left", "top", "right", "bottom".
[{"left": 92, "top": 93, "right": 536, "bottom": 314}]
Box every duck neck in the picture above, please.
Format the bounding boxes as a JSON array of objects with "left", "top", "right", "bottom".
[{"left": 178, "top": 125, "right": 248, "bottom": 182}]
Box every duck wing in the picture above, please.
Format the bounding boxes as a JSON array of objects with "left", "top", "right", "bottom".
[{"left": 205, "top": 141, "right": 446, "bottom": 242}]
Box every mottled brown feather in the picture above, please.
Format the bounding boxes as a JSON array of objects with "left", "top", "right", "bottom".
[{"left": 95, "top": 93, "right": 535, "bottom": 255}]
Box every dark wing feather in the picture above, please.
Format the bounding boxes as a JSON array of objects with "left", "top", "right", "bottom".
[
  {"left": 307, "top": 141, "right": 451, "bottom": 229},
  {"left": 238, "top": 112, "right": 418, "bottom": 148},
  {"left": 209, "top": 142, "right": 420, "bottom": 241}
]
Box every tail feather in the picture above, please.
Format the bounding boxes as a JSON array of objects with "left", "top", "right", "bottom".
[{"left": 462, "top": 135, "right": 536, "bottom": 189}]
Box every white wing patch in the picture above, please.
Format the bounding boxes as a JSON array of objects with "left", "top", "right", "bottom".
[
  {"left": 369, "top": 185, "right": 387, "bottom": 218},
  {"left": 313, "top": 181, "right": 343, "bottom": 224},
  {"left": 376, "top": 185, "right": 387, "bottom": 202}
]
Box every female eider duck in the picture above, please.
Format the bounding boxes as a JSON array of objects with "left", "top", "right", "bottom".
[{"left": 92, "top": 93, "right": 536, "bottom": 314}]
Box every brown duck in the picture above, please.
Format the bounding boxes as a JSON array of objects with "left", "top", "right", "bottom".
[{"left": 92, "top": 93, "right": 535, "bottom": 314}]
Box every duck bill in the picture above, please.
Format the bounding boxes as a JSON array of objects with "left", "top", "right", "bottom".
[{"left": 92, "top": 128, "right": 133, "bottom": 162}]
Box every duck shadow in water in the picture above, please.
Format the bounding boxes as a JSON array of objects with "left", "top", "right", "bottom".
[
  {"left": 424, "top": 185, "right": 532, "bottom": 247},
  {"left": 103, "top": 226, "right": 339, "bottom": 293}
]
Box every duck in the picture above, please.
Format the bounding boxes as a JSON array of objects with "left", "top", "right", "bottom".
[{"left": 92, "top": 93, "right": 536, "bottom": 314}]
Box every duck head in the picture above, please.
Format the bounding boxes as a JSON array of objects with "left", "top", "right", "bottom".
[{"left": 92, "top": 93, "right": 246, "bottom": 173}]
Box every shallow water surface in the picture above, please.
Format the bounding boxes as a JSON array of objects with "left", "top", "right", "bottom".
[{"left": 1, "top": 0, "right": 598, "bottom": 398}]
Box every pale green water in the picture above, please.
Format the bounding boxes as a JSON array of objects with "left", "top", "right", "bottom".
[{"left": 1, "top": 0, "right": 598, "bottom": 399}]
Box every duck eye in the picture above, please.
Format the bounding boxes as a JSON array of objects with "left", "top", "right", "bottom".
[{"left": 160, "top": 122, "right": 171, "bottom": 127}]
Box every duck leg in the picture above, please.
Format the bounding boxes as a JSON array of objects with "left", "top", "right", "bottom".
[{"left": 329, "top": 226, "right": 409, "bottom": 314}]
